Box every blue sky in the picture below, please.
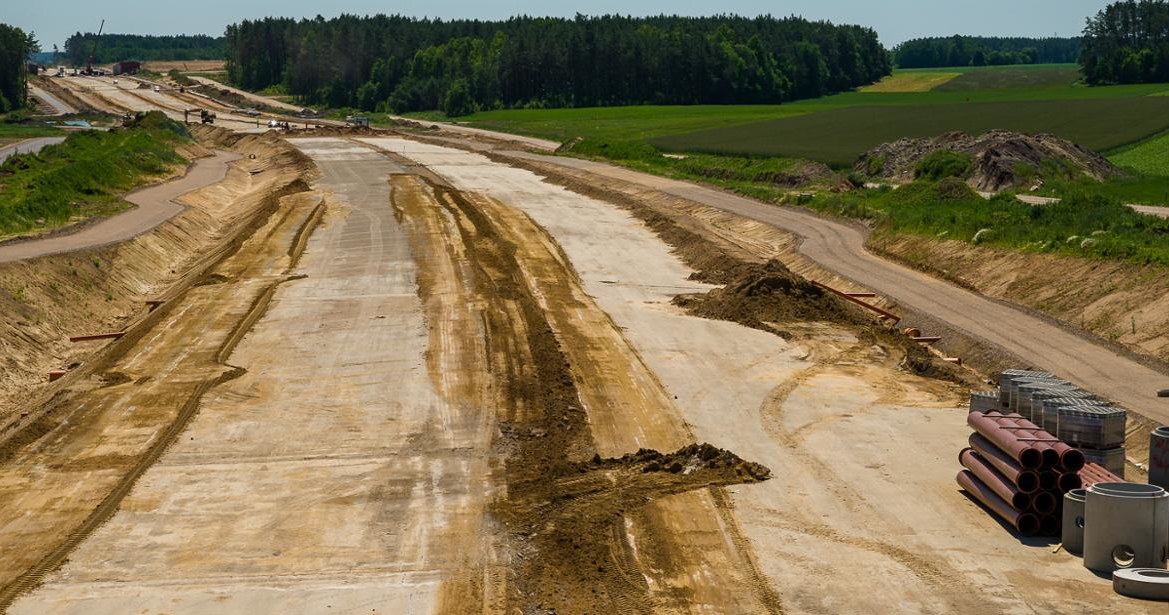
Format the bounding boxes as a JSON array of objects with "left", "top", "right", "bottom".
[{"left": 5, "top": 1, "right": 1109, "bottom": 49}]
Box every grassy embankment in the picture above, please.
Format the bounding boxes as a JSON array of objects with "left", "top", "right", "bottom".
[{"left": 0, "top": 111, "right": 190, "bottom": 238}]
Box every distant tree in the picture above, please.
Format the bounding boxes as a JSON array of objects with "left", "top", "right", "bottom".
[
  {"left": 223, "top": 14, "right": 892, "bottom": 113},
  {"left": 1081, "top": 0, "right": 1169, "bottom": 84},
  {"left": 63, "top": 33, "right": 224, "bottom": 65},
  {"left": 893, "top": 36, "right": 1081, "bottom": 68},
  {"left": 0, "top": 23, "right": 34, "bottom": 112}
]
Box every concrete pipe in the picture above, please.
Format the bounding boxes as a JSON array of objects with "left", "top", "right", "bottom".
[
  {"left": 957, "top": 470, "right": 1040, "bottom": 536},
  {"left": 1063, "top": 489, "right": 1087, "bottom": 555},
  {"left": 1083, "top": 482, "right": 1169, "bottom": 573},
  {"left": 1032, "top": 491, "right": 1059, "bottom": 516},
  {"left": 1113, "top": 568, "right": 1169, "bottom": 601},
  {"left": 1039, "top": 515, "right": 1060, "bottom": 537},
  {"left": 959, "top": 449, "right": 1032, "bottom": 510},
  {"left": 1151, "top": 426, "right": 1169, "bottom": 491},
  {"left": 969, "top": 433, "right": 1040, "bottom": 493},
  {"left": 968, "top": 413, "right": 1042, "bottom": 469},
  {"left": 1058, "top": 472, "right": 1083, "bottom": 493}
]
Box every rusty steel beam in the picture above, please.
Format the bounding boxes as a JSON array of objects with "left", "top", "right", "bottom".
[
  {"left": 912, "top": 336, "right": 942, "bottom": 344},
  {"left": 957, "top": 470, "right": 1040, "bottom": 536},
  {"left": 811, "top": 281, "right": 901, "bottom": 323},
  {"left": 844, "top": 291, "right": 877, "bottom": 298},
  {"left": 47, "top": 370, "right": 66, "bottom": 382}
]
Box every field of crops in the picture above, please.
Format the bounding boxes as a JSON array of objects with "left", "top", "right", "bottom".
[
  {"left": 649, "top": 97, "right": 1169, "bottom": 167},
  {"left": 1110, "top": 130, "right": 1169, "bottom": 176}
]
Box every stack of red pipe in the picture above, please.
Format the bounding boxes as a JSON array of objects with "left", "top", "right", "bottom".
[
  {"left": 958, "top": 411, "right": 1086, "bottom": 536},
  {"left": 1077, "top": 462, "right": 1123, "bottom": 487}
]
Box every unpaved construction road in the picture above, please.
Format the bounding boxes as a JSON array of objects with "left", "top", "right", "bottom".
[
  {"left": 0, "top": 150, "right": 241, "bottom": 263},
  {"left": 0, "top": 137, "right": 65, "bottom": 165},
  {"left": 0, "top": 131, "right": 1152, "bottom": 614},
  {"left": 503, "top": 151, "right": 1169, "bottom": 426},
  {"left": 1, "top": 76, "right": 1165, "bottom": 613}
]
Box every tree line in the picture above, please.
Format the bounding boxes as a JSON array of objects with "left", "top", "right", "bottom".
[
  {"left": 1081, "top": 0, "right": 1169, "bottom": 84},
  {"left": 224, "top": 14, "right": 891, "bottom": 116},
  {"left": 0, "top": 23, "right": 36, "bottom": 112},
  {"left": 63, "top": 33, "right": 225, "bottom": 65},
  {"left": 893, "top": 36, "right": 1082, "bottom": 68}
]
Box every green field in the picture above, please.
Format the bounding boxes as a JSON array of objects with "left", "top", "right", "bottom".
[
  {"left": 445, "top": 65, "right": 1169, "bottom": 171},
  {"left": 1109, "top": 130, "right": 1169, "bottom": 177},
  {"left": 649, "top": 97, "right": 1169, "bottom": 167},
  {"left": 0, "top": 112, "right": 189, "bottom": 236}
]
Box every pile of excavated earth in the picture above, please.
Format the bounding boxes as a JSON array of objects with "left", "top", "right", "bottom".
[{"left": 857, "top": 129, "right": 1121, "bottom": 191}]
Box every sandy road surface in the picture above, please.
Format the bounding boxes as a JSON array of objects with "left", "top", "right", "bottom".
[
  {"left": 0, "top": 137, "right": 65, "bottom": 165},
  {"left": 27, "top": 85, "right": 75, "bottom": 115},
  {"left": 502, "top": 150, "right": 1169, "bottom": 425},
  {"left": 0, "top": 150, "right": 242, "bottom": 263},
  {"left": 56, "top": 76, "right": 270, "bottom": 132},
  {"left": 8, "top": 138, "right": 502, "bottom": 613},
  {"left": 370, "top": 137, "right": 1149, "bottom": 613},
  {"left": 1131, "top": 204, "right": 1169, "bottom": 219}
]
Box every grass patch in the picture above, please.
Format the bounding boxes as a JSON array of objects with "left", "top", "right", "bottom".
[
  {"left": 650, "top": 97, "right": 1169, "bottom": 167},
  {"left": 861, "top": 71, "right": 960, "bottom": 92},
  {"left": 0, "top": 111, "right": 189, "bottom": 236},
  {"left": 814, "top": 181, "right": 1169, "bottom": 266},
  {"left": 1110, "top": 130, "right": 1169, "bottom": 177}
]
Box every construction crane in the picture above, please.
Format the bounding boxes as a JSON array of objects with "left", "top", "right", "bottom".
[{"left": 84, "top": 19, "right": 105, "bottom": 76}]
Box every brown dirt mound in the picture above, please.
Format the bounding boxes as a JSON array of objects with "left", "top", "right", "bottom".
[
  {"left": 857, "top": 130, "right": 1120, "bottom": 192},
  {"left": 674, "top": 259, "right": 849, "bottom": 328}
]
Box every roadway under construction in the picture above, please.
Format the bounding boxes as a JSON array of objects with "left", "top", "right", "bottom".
[{"left": 0, "top": 74, "right": 1164, "bottom": 614}]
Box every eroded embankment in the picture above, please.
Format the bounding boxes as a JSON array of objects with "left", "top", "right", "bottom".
[
  {"left": 0, "top": 128, "right": 313, "bottom": 432},
  {"left": 0, "top": 132, "right": 319, "bottom": 608},
  {"left": 390, "top": 174, "right": 777, "bottom": 614}
]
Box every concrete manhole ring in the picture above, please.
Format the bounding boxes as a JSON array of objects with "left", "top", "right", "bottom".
[{"left": 1113, "top": 568, "right": 1169, "bottom": 601}]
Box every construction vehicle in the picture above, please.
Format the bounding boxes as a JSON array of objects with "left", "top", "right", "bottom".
[
  {"left": 83, "top": 20, "right": 105, "bottom": 76},
  {"left": 345, "top": 115, "right": 370, "bottom": 128},
  {"left": 200, "top": 109, "right": 216, "bottom": 124}
]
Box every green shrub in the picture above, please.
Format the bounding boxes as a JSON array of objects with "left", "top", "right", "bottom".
[{"left": 915, "top": 150, "right": 973, "bottom": 181}]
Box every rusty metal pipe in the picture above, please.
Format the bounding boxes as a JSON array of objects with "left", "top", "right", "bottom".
[
  {"left": 959, "top": 449, "right": 1032, "bottom": 510},
  {"left": 1038, "top": 515, "right": 1060, "bottom": 537},
  {"left": 967, "top": 413, "right": 1043, "bottom": 470},
  {"left": 1039, "top": 470, "right": 1059, "bottom": 491},
  {"left": 968, "top": 433, "right": 1040, "bottom": 493},
  {"left": 1058, "top": 472, "right": 1083, "bottom": 493},
  {"left": 957, "top": 470, "right": 1040, "bottom": 536},
  {"left": 1032, "top": 491, "right": 1059, "bottom": 515},
  {"left": 985, "top": 412, "right": 1083, "bottom": 471}
]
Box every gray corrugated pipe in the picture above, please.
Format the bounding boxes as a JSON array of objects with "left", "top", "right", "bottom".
[{"left": 1083, "top": 482, "right": 1169, "bottom": 573}]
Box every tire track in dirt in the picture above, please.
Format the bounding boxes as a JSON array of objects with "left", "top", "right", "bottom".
[
  {"left": 390, "top": 173, "right": 777, "bottom": 614},
  {"left": 0, "top": 191, "right": 325, "bottom": 612}
]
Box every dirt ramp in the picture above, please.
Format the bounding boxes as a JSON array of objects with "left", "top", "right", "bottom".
[{"left": 857, "top": 130, "right": 1120, "bottom": 192}]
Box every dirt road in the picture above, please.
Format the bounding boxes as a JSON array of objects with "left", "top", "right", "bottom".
[
  {"left": 0, "top": 137, "right": 65, "bottom": 165},
  {"left": 499, "top": 150, "right": 1169, "bottom": 425},
  {"left": 0, "top": 150, "right": 241, "bottom": 263},
  {"left": 26, "top": 85, "right": 75, "bottom": 115},
  {"left": 187, "top": 76, "right": 305, "bottom": 113}
]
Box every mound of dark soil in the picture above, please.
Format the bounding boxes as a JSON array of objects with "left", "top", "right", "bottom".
[
  {"left": 857, "top": 130, "right": 1120, "bottom": 192},
  {"left": 674, "top": 259, "right": 850, "bottom": 328}
]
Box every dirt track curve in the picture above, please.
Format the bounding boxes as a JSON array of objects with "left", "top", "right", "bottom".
[
  {"left": 0, "top": 150, "right": 241, "bottom": 263},
  {"left": 502, "top": 150, "right": 1169, "bottom": 425}
]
